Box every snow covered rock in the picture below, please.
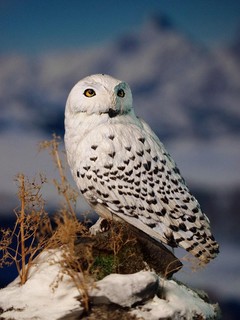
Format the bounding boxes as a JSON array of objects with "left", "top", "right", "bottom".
[
  {"left": 0, "top": 249, "right": 220, "bottom": 320},
  {"left": 89, "top": 271, "right": 159, "bottom": 307},
  {"left": 0, "top": 250, "right": 84, "bottom": 320},
  {"left": 131, "top": 278, "right": 220, "bottom": 320}
]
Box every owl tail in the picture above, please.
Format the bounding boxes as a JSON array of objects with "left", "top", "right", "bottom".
[{"left": 174, "top": 231, "right": 219, "bottom": 265}]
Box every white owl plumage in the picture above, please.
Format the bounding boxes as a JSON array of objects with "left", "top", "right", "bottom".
[{"left": 64, "top": 74, "right": 219, "bottom": 264}]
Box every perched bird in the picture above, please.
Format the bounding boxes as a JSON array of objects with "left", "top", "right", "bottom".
[{"left": 64, "top": 74, "right": 219, "bottom": 265}]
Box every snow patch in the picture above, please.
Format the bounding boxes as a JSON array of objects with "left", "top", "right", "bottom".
[
  {"left": 0, "top": 250, "right": 83, "bottom": 320},
  {"left": 132, "top": 279, "right": 218, "bottom": 320},
  {"left": 0, "top": 249, "right": 220, "bottom": 320},
  {"left": 90, "top": 271, "right": 158, "bottom": 307}
]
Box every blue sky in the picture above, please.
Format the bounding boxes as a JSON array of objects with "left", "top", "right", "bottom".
[{"left": 1, "top": 0, "right": 240, "bottom": 54}]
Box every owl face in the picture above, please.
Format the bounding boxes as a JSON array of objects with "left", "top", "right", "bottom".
[{"left": 66, "top": 74, "right": 133, "bottom": 117}]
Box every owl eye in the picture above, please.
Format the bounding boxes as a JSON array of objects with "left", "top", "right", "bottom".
[
  {"left": 84, "top": 88, "right": 96, "bottom": 97},
  {"left": 117, "top": 89, "right": 125, "bottom": 98}
]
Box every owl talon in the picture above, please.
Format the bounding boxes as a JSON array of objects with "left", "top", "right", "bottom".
[{"left": 89, "top": 217, "right": 110, "bottom": 235}]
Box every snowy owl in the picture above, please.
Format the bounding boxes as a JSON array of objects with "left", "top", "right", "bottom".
[{"left": 64, "top": 74, "right": 219, "bottom": 264}]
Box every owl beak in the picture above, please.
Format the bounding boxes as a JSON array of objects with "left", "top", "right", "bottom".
[{"left": 107, "top": 108, "right": 120, "bottom": 118}]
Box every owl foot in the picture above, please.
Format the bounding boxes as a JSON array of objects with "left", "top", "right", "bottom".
[{"left": 89, "top": 217, "right": 110, "bottom": 235}]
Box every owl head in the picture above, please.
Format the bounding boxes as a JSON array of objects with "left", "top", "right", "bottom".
[{"left": 66, "top": 74, "right": 133, "bottom": 117}]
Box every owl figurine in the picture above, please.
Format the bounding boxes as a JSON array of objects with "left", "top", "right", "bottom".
[{"left": 64, "top": 74, "right": 219, "bottom": 265}]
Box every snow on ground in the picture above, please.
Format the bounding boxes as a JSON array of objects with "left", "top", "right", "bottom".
[
  {"left": 131, "top": 279, "right": 218, "bottom": 320},
  {"left": 0, "top": 250, "right": 83, "bottom": 320},
  {"left": 0, "top": 249, "right": 219, "bottom": 320}
]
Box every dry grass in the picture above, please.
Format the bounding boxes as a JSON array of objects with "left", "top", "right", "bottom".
[
  {"left": 40, "top": 134, "right": 93, "bottom": 311},
  {"left": 0, "top": 135, "right": 93, "bottom": 311},
  {"left": 0, "top": 173, "right": 50, "bottom": 285},
  {"left": 39, "top": 133, "right": 78, "bottom": 217}
]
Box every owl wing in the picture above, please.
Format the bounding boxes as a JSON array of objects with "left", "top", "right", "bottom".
[{"left": 74, "top": 119, "right": 219, "bottom": 264}]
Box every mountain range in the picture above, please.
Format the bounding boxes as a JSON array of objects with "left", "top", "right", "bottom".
[{"left": 1, "top": 15, "right": 240, "bottom": 140}]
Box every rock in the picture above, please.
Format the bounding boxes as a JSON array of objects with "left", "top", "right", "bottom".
[
  {"left": 129, "top": 225, "right": 182, "bottom": 277},
  {"left": 77, "top": 221, "right": 182, "bottom": 278},
  {"left": 131, "top": 278, "right": 221, "bottom": 320},
  {"left": 89, "top": 271, "right": 159, "bottom": 307}
]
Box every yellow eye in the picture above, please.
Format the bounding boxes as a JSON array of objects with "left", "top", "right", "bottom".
[
  {"left": 84, "top": 88, "right": 96, "bottom": 97},
  {"left": 117, "top": 89, "right": 125, "bottom": 98}
]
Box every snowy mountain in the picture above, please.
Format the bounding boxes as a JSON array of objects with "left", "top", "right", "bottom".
[{"left": 0, "top": 15, "right": 239, "bottom": 140}]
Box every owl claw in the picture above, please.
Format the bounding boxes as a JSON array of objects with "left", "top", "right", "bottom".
[{"left": 89, "top": 217, "right": 110, "bottom": 235}]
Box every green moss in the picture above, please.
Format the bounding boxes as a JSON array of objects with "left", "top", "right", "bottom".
[{"left": 92, "top": 254, "right": 116, "bottom": 280}]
